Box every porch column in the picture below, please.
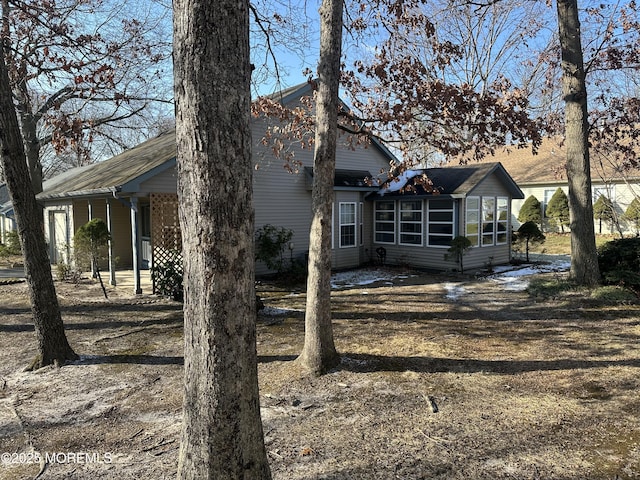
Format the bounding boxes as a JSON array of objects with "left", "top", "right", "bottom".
[
  {"left": 106, "top": 199, "right": 116, "bottom": 286},
  {"left": 130, "top": 197, "right": 142, "bottom": 294},
  {"left": 87, "top": 200, "right": 95, "bottom": 278}
]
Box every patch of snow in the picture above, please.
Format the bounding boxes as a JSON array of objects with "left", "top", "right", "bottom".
[
  {"left": 260, "top": 306, "right": 302, "bottom": 316},
  {"left": 330, "top": 268, "right": 399, "bottom": 289},
  {"left": 378, "top": 169, "right": 421, "bottom": 195},
  {"left": 444, "top": 282, "right": 466, "bottom": 300},
  {"left": 486, "top": 258, "right": 571, "bottom": 292}
]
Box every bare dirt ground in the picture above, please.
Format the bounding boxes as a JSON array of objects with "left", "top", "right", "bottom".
[{"left": 0, "top": 267, "right": 639, "bottom": 479}]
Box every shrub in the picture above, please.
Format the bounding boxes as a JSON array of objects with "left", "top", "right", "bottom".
[
  {"left": 597, "top": 237, "right": 640, "bottom": 292},
  {"left": 518, "top": 195, "right": 542, "bottom": 227},
  {"left": 74, "top": 218, "right": 111, "bottom": 270},
  {"left": 546, "top": 188, "right": 570, "bottom": 232},
  {"left": 623, "top": 198, "right": 640, "bottom": 236},
  {"left": 0, "top": 230, "right": 21, "bottom": 257},
  {"left": 255, "top": 224, "right": 293, "bottom": 273},
  {"left": 445, "top": 236, "right": 472, "bottom": 273},
  {"left": 152, "top": 250, "right": 183, "bottom": 301},
  {"left": 514, "top": 221, "right": 545, "bottom": 262}
]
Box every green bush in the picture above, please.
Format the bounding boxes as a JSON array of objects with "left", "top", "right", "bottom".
[
  {"left": 514, "top": 221, "right": 545, "bottom": 262},
  {"left": 518, "top": 195, "right": 542, "bottom": 227},
  {"left": 255, "top": 224, "right": 293, "bottom": 273},
  {"left": 0, "top": 230, "right": 21, "bottom": 257},
  {"left": 597, "top": 237, "right": 640, "bottom": 292},
  {"left": 546, "top": 188, "right": 570, "bottom": 232}
]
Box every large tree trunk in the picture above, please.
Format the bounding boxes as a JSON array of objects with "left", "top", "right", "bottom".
[
  {"left": 556, "top": 0, "right": 600, "bottom": 286},
  {"left": 173, "top": 0, "right": 272, "bottom": 478},
  {"left": 297, "top": 0, "right": 342, "bottom": 375},
  {"left": 0, "top": 32, "right": 77, "bottom": 369}
]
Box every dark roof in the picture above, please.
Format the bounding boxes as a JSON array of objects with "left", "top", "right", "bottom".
[
  {"left": 304, "top": 167, "right": 379, "bottom": 190},
  {"left": 38, "top": 131, "right": 176, "bottom": 200},
  {"left": 372, "top": 162, "right": 524, "bottom": 199}
]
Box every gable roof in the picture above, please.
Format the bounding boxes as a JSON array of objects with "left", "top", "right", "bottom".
[
  {"left": 38, "top": 131, "right": 176, "bottom": 200},
  {"left": 481, "top": 137, "right": 640, "bottom": 185},
  {"left": 373, "top": 162, "right": 523, "bottom": 199}
]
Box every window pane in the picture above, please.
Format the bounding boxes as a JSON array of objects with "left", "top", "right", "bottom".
[
  {"left": 429, "top": 211, "right": 453, "bottom": 222},
  {"left": 401, "top": 223, "right": 422, "bottom": 234},
  {"left": 482, "top": 198, "right": 495, "bottom": 221},
  {"left": 429, "top": 236, "right": 452, "bottom": 246},
  {"left": 401, "top": 211, "right": 421, "bottom": 222},
  {"left": 401, "top": 200, "right": 422, "bottom": 210},
  {"left": 429, "top": 199, "right": 453, "bottom": 210},
  {"left": 430, "top": 224, "right": 453, "bottom": 235},
  {"left": 376, "top": 232, "right": 394, "bottom": 243}
]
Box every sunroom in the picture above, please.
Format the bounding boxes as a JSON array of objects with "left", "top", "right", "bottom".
[{"left": 368, "top": 162, "right": 523, "bottom": 272}]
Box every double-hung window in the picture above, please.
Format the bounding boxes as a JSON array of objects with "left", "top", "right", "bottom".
[
  {"left": 339, "top": 202, "right": 356, "bottom": 247},
  {"left": 374, "top": 201, "right": 395, "bottom": 244},
  {"left": 482, "top": 197, "right": 495, "bottom": 246},
  {"left": 427, "top": 199, "right": 454, "bottom": 247},
  {"left": 496, "top": 197, "right": 509, "bottom": 244},
  {"left": 399, "top": 200, "right": 423, "bottom": 245},
  {"left": 465, "top": 197, "right": 480, "bottom": 247}
]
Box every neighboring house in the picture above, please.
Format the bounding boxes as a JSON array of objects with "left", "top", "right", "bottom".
[
  {"left": 369, "top": 163, "right": 523, "bottom": 271},
  {"left": 0, "top": 183, "right": 16, "bottom": 244},
  {"left": 486, "top": 137, "right": 640, "bottom": 235}
]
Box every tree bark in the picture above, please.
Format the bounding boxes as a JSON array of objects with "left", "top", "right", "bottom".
[
  {"left": 0, "top": 30, "right": 77, "bottom": 369},
  {"left": 297, "top": 0, "right": 342, "bottom": 375},
  {"left": 556, "top": 0, "right": 600, "bottom": 286},
  {"left": 173, "top": 0, "right": 272, "bottom": 478}
]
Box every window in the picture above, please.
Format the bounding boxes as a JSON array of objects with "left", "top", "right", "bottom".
[
  {"left": 427, "top": 199, "right": 454, "bottom": 247},
  {"left": 482, "top": 197, "right": 495, "bottom": 246},
  {"left": 375, "top": 201, "right": 395, "bottom": 244},
  {"left": 543, "top": 189, "right": 555, "bottom": 217},
  {"left": 496, "top": 197, "right": 509, "bottom": 244},
  {"left": 465, "top": 197, "right": 480, "bottom": 247},
  {"left": 339, "top": 202, "right": 356, "bottom": 247},
  {"left": 399, "top": 200, "right": 423, "bottom": 245},
  {"left": 593, "top": 185, "right": 614, "bottom": 202}
]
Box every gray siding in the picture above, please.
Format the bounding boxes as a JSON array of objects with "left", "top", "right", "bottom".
[
  {"left": 251, "top": 115, "right": 390, "bottom": 275},
  {"left": 138, "top": 168, "right": 178, "bottom": 195}
]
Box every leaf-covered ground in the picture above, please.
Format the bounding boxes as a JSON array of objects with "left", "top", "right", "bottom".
[{"left": 0, "top": 267, "right": 639, "bottom": 479}]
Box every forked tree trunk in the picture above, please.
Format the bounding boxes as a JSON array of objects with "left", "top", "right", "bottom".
[
  {"left": 0, "top": 34, "right": 77, "bottom": 369},
  {"left": 556, "top": 0, "right": 600, "bottom": 286},
  {"left": 297, "top": 0, "right": 343, "bottom": 375},
  {"left": 173, "top": 0, "right": 271, "bottom": 478}
]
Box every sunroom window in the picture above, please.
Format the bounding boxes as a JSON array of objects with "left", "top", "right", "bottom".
[
  {"left": 427, "top": 199, "right": 454, "bottom": 247},
  {"left": 374, "top": 201, "right": 395, "bottom": 244},
  {"left": 399, "top": 200, "right": 423, "bottom": 245}
]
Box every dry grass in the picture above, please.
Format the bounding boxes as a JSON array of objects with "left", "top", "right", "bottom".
[
  {"left": 0, "top": 269, "right": 639, "bottom": 479},
  {"left": 532, "top": 233, "right": 617, "bottom": 255}
]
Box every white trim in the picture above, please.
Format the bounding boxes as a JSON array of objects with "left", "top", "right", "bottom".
[{"left": 399, "top": 199, "right": 423, "bottom": 246}]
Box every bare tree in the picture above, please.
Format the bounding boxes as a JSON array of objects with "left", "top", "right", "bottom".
[
  {"left": 0, "top": 14, "right": 77, "bottom": 369},
  {"left": 2, "top": 0, "right": 172, "bottom": 192},
  {"left": 557, "top": 0, "right": 600, "bottom": 286},
  {"left": 296, "top": 0, "right": 343, "bottom": 375},
  {"left": 173, "top": 0, "right": 272, "bottom": 477}
]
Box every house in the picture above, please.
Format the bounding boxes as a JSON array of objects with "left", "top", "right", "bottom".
[
  {"left": 37, "top": 82, "right": 394, "bottom": 292},
  {"left": 36, "top": 82, "right": 525, "bottom": 293},
  {"left": 368, "top": 163, "right": 523, "bottom": 271},
  {"left": 484, "top": 137, "right": 640, "bottom": 235}
]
